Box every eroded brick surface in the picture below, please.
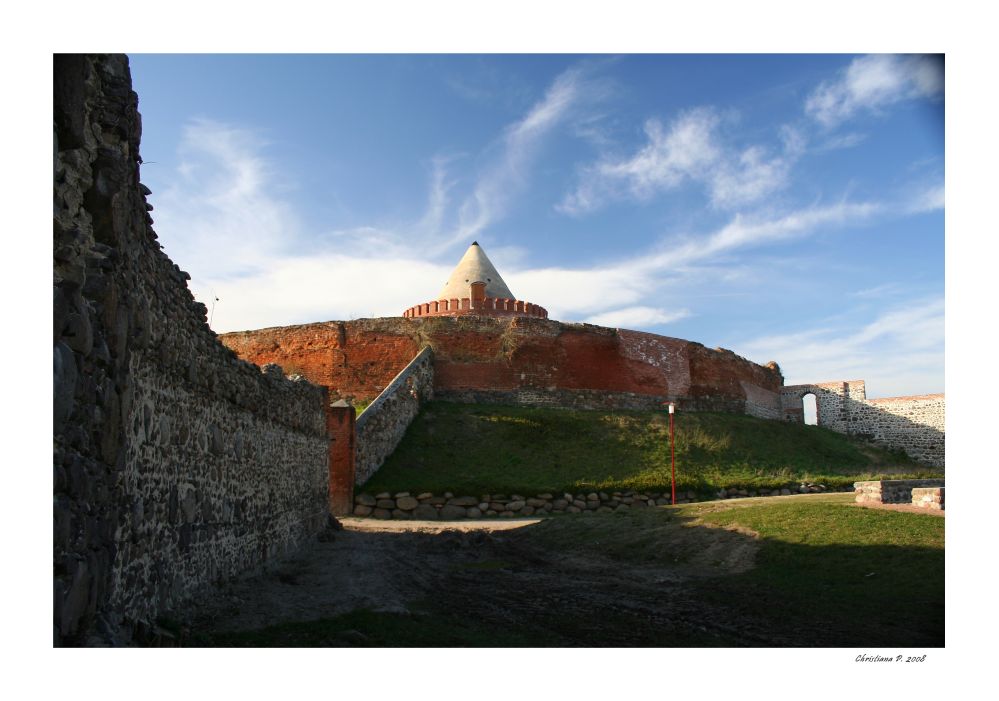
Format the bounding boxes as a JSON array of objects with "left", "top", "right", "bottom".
[{"left": 220, "top": 317, "right": 783, "bottom": 413}]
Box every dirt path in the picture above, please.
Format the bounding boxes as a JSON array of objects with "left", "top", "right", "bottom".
[
  {"left": 181, "top": 511, "right": 787, "bottom": 645},
  {"left": 182, "top": 521, "right": 531, "bottom": 634}
]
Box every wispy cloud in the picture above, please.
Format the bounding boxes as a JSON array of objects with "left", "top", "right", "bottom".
[
  {"left": 805, "top": 54, "right": 944, "bottom": 128},
  {"left": 512, "top": 200, "right": 880, "bottom": 321},
  {"left": 903, "top": 183, "right": 945, "bottom": 214},
  {"left": 734, "top": 297, "right": 944, "bottom": 397},
  {"left": 153, "top": 119, "right": 300, "bottom": 279},
  {"left": 449, "top": 65, "right": 609, "bottom": 250},
  {"left": 557, "top": 108, "right": 804, "bottom": 215},
  {"left": 585, "top": 306, "right": 691, "bottom": 328}
]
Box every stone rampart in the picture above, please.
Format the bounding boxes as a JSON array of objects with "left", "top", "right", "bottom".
[
  {"left": 355, "top": 347, "right": 435, "bottom": 485},
  {"left": 53, "top": 55, "right": 331, "bottom": 645},
  {"left": 783, "top": 382, "right": 945, "bottom": 467}
]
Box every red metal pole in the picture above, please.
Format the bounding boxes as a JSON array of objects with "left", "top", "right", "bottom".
[{"left": 670, "top": 407, "right": 676, "bottom": 505}]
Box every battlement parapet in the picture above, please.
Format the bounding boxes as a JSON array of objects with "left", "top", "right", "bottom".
[{"left": 403, "top": 297, "right": 549, "bottom": 319}]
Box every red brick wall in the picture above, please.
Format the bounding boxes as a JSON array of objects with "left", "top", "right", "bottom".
[
  {"left": 325, "top": 405, "right": 356, "bottom": 516},
  {"left": 219, "top": 316, "right": 783, "bottom": 410}
]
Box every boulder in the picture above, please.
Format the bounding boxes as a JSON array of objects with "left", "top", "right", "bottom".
[
  {"left": 355, "top": 494, "right": 377, "bottom": 507},
  {"left": 447, "top": 496, "right": 479, "bottom": 507},
  {"left": 353, "top": 504, "right": 373, "bottom": 516},
  {"left": 413, "top": 504, "right": 439, "bottom": 520},
  {"left": 396, "top": 496, "right": 419, "bottom": 511},
  {"left": 440, "top": 505, "right": 467, "bottom": 520}
]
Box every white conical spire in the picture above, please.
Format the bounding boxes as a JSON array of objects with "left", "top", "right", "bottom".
[{"left": 436, "top": 242, "right": 515, "bottom": 300}]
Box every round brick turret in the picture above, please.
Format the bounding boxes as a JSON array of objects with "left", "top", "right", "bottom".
[{"left": 402, "top": 242, "right": 548, "bottom": 319}]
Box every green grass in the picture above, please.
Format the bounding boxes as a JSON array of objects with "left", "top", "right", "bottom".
[
  {"left": 513, "top": 493, "right": 944, "bottom": 646},
  {"left": 686, "top": 495, "right": 945, "bottom": 645},
  {"left": 362, "top": 401, "right": 939, "bottom": 496}
]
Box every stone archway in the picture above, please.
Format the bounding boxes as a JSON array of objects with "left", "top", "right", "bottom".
[{"left": 802, "top": 392, "right": 818, "bottom": 426}]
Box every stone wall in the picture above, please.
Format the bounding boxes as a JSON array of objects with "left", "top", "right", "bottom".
[
  {"left": 355, "top": 347, "right": 435, "bottom": 485},
  {"left": 220, "top": 317, "right": 783, "bottom": 416},
  {"left": 352, "top": 481, "right": 851, "bottom": 520},
  {"left": 53, "top": 55, "right": 331, "bottom": 645},
  {"left": 911, "top": 487, "right": 945, "bottom": 511},
  {"left": 854, "top": 479, "right": 945, "bottom": 505},
  {"left": 782, "top": 382, "right": 945, "bottom": 467}
]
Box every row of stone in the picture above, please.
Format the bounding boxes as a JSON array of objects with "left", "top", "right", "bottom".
[
  {"left": 352, "top": 482, "right": 859, "bottom": 520},
  {"left": 715, "top": 482, "right": 847, "bottom": 499},
  {"left": 356, "top": 488, "right": 712, "bottom": 520}
]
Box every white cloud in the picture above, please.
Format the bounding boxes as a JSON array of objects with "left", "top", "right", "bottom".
[
  {"left": 153, "top": 119, "right": 301, "bottom": 279},
  {"left": 510, "top": 200, "right": 879, "bottom": 322},
  {"left": 632, "top": 200, "right": 880, "bottom": 274},
  {"left": 734, "top": 297, "right": 944, "bottom": 397},
  {"left": 448, "top": 65, "right": 606, "bottom": 249},
  {"left": 558, "top": 108, "right": 802, "bottom": 215},
  {"left": 903, "top": 183, "right": 945, "bottom": 214},
  {"left": 585, "top": 306, "right": 691, "bottom": 328},
  {"left": 198, "top": 255, "right": 452, "bottom": 331},
  {"left": 805, "top": 54, "right": 944, "bottom": 128}
]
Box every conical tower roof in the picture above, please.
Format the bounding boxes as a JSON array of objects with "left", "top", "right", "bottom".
[{"left": 436, "top": 242, "right": 515, "bottom": 300}]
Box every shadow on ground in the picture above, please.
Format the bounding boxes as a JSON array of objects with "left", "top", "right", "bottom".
[{"left": 175, "top": 496, "right": 943, "bottom": 647}]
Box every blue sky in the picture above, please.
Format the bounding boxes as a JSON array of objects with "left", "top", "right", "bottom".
[{"left": 128, "top": 54, "right": 944, "bottom": 398}]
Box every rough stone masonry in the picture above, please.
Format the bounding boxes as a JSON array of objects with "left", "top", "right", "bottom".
[{"left": 53, "top": 54, "right": 332, "bottom": 646}]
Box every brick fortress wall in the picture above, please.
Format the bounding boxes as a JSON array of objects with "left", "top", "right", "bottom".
[
  {"left": 219, "top": 316, "right": 784, "bottom": 414},
  {"left": 54, "top": 55, "right": 332, "bottom": 646}
]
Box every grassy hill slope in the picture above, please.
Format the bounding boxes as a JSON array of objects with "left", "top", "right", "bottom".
[{"left": 362, "top": 401, "right": 940, "bottom": 496}]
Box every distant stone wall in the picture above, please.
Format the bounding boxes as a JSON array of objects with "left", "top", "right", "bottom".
[
  {"left": 782, "top": 382, "right": 945, "bottom": 468},
  {"left": 54, "top": 55, "right": 331, "bottom": 646},
  {"left": 355, "top": 347, "right": 435, "bottom": 485}
]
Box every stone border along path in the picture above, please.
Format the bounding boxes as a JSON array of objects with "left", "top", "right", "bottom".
[{"left": 352, "top": 482, "right": 851, "bottom": 520}]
